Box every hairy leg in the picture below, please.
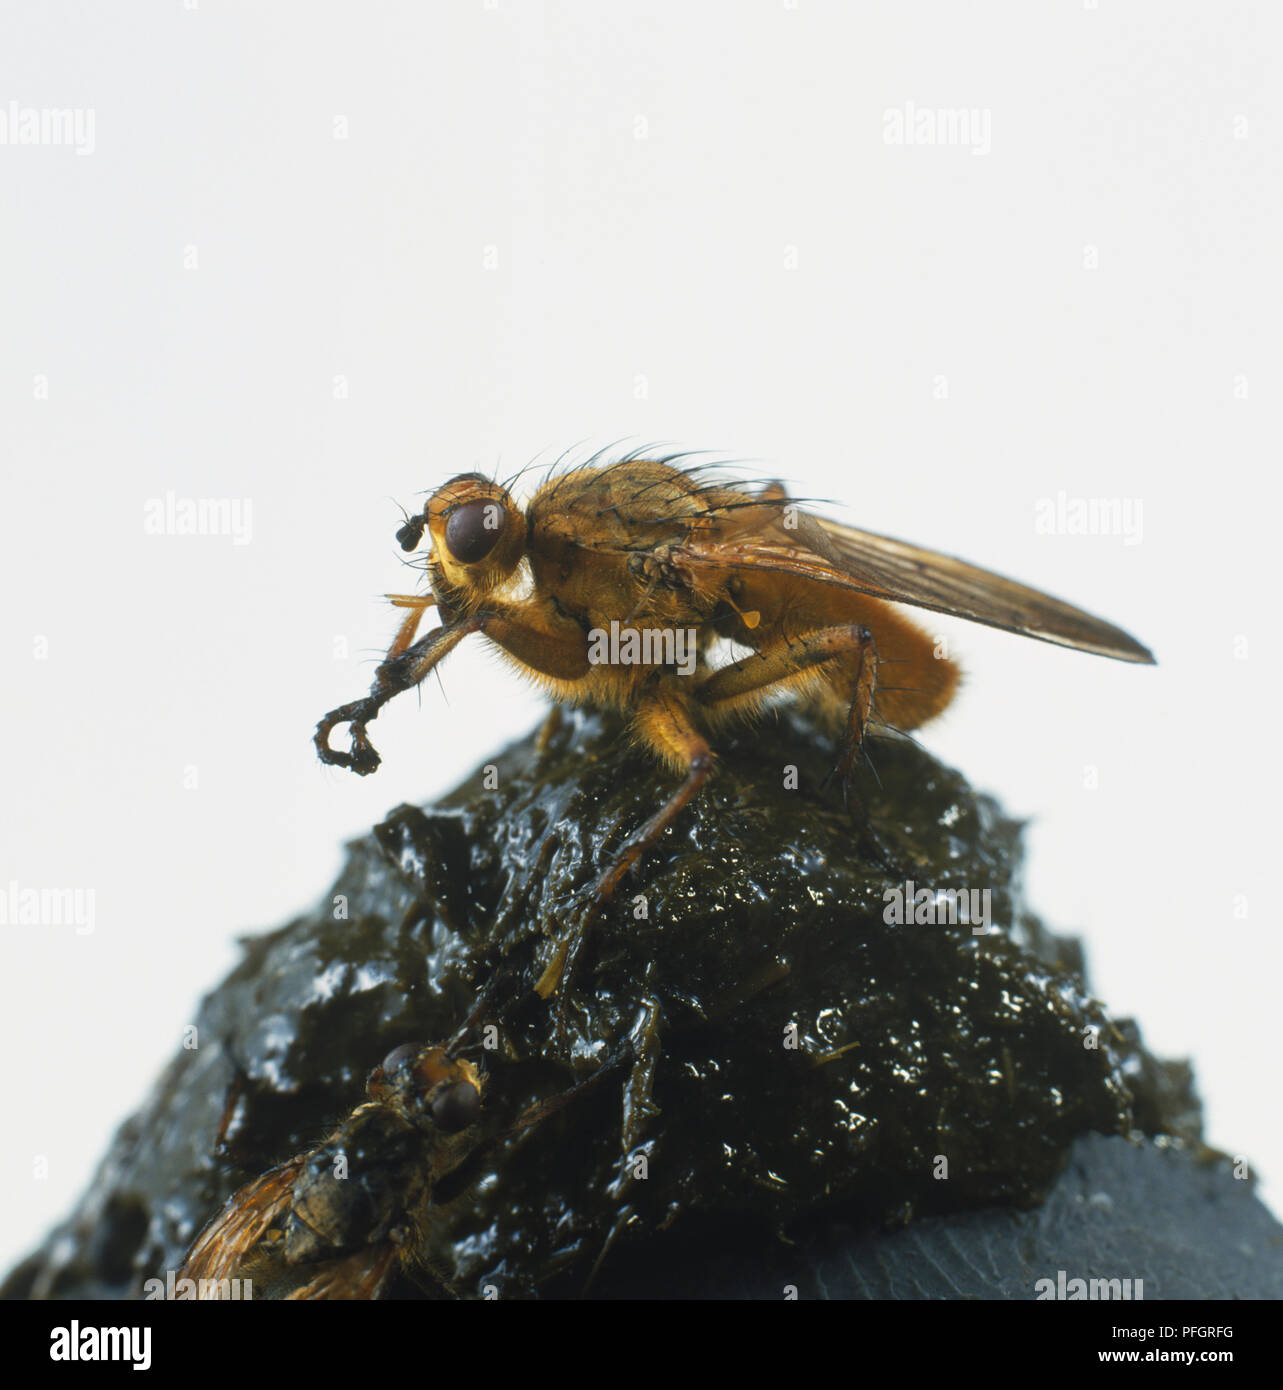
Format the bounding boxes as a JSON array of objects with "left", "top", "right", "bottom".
[
  {"left": 534, "top": 686, "right": 714, "bottom": 998},
  {"left": 315, "top": 601, "right": 590, "bottom": 774},
  {"left": 698, "top": 623, "right": 878, "bottom": 786}
]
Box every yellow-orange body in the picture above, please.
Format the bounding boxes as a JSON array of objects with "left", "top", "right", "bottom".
[
  {"left": 317, "top": 453, "right": 1152, "bottom": 994},
  {"left": 418, "top": 461, "right": 957, "bottom": 772}
]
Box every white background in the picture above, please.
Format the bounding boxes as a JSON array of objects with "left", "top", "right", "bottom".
[{"left": 1, "top": 1, "right": 1279, "bottom": 1276}]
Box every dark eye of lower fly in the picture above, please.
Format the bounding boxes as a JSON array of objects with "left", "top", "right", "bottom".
[
  {"left": 445, "top": 500, "right": 503, "bottom": 564},
  {"left": 380, "top": 1043, "right": 421, "bottom": 1075},
  {"left": 431, "top": 1080, "right": 481, "bottom": 1132}
]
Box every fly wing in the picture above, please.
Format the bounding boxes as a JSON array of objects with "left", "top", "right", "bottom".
[
  {"left": 284, "top": 1243, "right": 401, "bottom": 1300},
  {"left": 179, "top": 1157, "right": 305, "bottom": 1285},
  {"left": 678, "top": 507, "right": 1156, "bottom": 664}
]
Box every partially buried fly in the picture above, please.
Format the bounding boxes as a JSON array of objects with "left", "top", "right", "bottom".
[
  {"left": 179, "top": 1042, "right": 485, "bottom": 1299},
  {"left": 179, "top": 1034, "right": 614, "bottom": 1299},
  {"left": 315, "top": 448, "right": 1155, "bottom": 995}
]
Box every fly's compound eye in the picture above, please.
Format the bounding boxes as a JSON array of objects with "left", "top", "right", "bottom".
[
  {"left": 445, "top": 499, "right": 504, "bottom": 564},
  {"left": 431, "top": 1079, "right": 482, "bottom": 1133},
  {"left": 380, "top": 1043, "right": 422, "bottom": 1076}
]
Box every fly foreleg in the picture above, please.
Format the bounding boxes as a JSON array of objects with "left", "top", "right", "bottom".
[{"left": 316, "top": 601, "right": 590, "bottom": 775}]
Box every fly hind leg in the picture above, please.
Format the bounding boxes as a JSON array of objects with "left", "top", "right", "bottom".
[
  {"left": 698, "top": 624, "right": 878, "bottom": 800},
  {"left": 696, "top": 625, "right": 895, "bottom": 863}
]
